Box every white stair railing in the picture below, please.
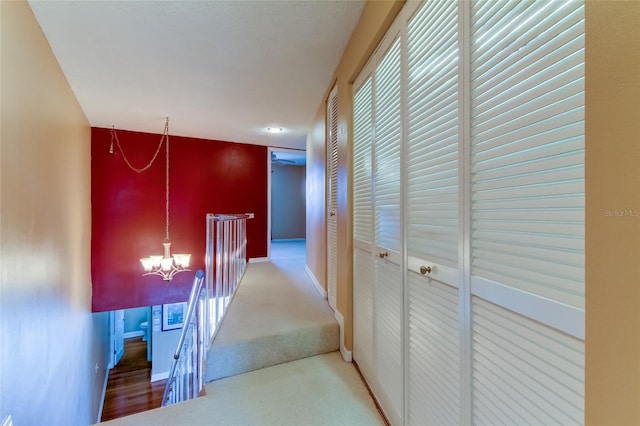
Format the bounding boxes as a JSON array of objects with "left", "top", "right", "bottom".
[
  {"left": 162, "top": 214, "right": 248, "bottom": 407},
  {"left": 205, "top": 214, "right": 248, "bottom": 344},
  {"left": 161, "top": 269, "right": 206, "bottom": 406}
]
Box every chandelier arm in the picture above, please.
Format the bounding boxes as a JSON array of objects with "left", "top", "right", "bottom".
[{"left": 143, "top": 266, "right": 191, "bottom": 281}]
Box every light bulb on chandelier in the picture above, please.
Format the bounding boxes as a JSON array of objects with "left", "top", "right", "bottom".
[
  {"left": 111, "top": 117, "right": 191, "bottom": 281},
  {"left": 140, "top": 242, "right": 191, "bottom": 281}
]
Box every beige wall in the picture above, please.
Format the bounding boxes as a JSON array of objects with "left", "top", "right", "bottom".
[
  {"left": 0, "top": 1, "right": 109, "bottom": 423},
  {"left": 306, "top": 110, "right": 328, "bottom": 288},
  {"left": 585, "top": 1, "right": 640, "bottom": 423},
  {"left": 308, "top": 0, "right": 640, "bottom": 421}
]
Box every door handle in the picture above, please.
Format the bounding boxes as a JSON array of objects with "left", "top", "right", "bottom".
[
  {"left": 378, "top": 251, "right": 388, "bottom": 259},
  {"left": 420, "top": 265, "right": 432, "bottom": 275}
]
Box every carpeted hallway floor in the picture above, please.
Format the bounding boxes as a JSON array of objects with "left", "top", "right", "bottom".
[
  {"left": 105, "top": 351, "right": 384, "bottom": 426},
  {"left": 100, "top": 240, "right": 384, "bottom": 425}
]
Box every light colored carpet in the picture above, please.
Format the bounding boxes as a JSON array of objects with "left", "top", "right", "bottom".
[
  {"left": 103, "top": 351, "right": 385, "bottom": 426},
  {"left": 205, "top": 241, "right": 339, "bottom": 381}
]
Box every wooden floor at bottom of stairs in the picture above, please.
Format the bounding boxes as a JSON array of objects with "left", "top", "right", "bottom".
[{"left": 101, "top": 337, "right": 166, "bottom": 422}]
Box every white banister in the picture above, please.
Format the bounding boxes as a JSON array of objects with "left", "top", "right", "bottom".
[
  {"left": 161, "top": 269, "right": 206, "bottom": 406},
  {"left": 206, "top": 214, "right": 248, "bottom": 345},
  {"left": 162, "top": 214, "right": 248, "bottom": 407}
]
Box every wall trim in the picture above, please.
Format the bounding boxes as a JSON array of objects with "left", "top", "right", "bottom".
[
  {"left": 249, "top": 257, "right": 270, "bottom": 263},
  {"left": 123, "top": 331, "right": 144, "bottom": 339},
  {"left": 305, "top": 265, "right": 327, "bottom": 299},
  {"left": 334, "top": 310, "right": 352, "bottom": 362},
  {"left": 151, "top": 371, "right": 169, "bottom": 382},
  {"left": 97, "top": 368, "right": 110, "bottom": 423}
]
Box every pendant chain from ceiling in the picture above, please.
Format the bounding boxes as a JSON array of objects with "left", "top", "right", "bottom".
[
  {"left": 109, "top": 119, "right": 169, "bottom": 173},
  {"left": 109, "top": 118, "right": 172, "bottom": 241},
  {"left": 164, "top": 123, "right": 170, "bottom": 242}
]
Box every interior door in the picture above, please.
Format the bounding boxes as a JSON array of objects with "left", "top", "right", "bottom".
[
  {"left": 326, "top": 86, "right": 338, "bottom": 311},
  {"left": 111, "top": 309, "right": 125, "bottom": 367},
  {"left": 353, "top": 30, "right": 404, "bottom": 426},
  {"left": 405, "top": 1, "right": 463, "bottom": 423},
  {"left": 371, "top": 35, "right": 403, "bottom": 426},
  {"left": 352, "top": 75, "right": 374, "bottom": 381}
]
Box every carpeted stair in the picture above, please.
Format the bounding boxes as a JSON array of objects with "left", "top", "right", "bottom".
[{"left": 204, "top": 257, "right": 340, "bottom": 382}]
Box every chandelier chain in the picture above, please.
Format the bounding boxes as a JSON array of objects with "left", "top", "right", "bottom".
[
  {"left": 110, "top": 118, "right": 172, "bottom": 241},
  {"left": 135, "top": 118, "right": 190, "bottom": 281},
  {"left": 110, "top": 122, "right": 168, "bottom": 174},
  {"left": 165, "top": 120, "right": 170, "bottom": 242}
]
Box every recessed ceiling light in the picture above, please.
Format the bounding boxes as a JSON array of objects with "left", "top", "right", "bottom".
[{"left": 266, "top": 127, "right": 284, "bottom": 134}]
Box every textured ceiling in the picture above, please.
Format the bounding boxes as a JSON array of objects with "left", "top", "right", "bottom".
[{"left": 28, "top": 0, "right": 365, "bottom": 150}]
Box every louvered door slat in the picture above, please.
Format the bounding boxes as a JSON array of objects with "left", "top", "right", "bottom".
[
  {"left": 374, "top": 258, "right": 403, "bottom": 424},
  {"left": 353, "top": 247, "right": 374, "bottom": 376},
  {"left": 374, "top": 36, "right": 402, "bottom": 253},
  {"left": 472, "top": 298, "right": 584, "bottom": 425},
  {"left": 474, "top": 3, "right": 583, "bottom": 87},
  {"left": 469, "top": 0, "right": 586, "bottom": 304},
  {"left": 472, "top": 120, "right": 583, "bottom": 167},
  {"left": 407, "top": 0, "right": 459, "bottom": 271},
  {"left": 354, "top": 77, "right": 374, "bottom": 244},
  {"left": 408, "top": 272, "right": 460, "bottom": 425}
]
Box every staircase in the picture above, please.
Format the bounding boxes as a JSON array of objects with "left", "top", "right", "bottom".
[
  {"left": 99, "top": 240, "right": 383, "bottom": 425},
  {"left": 204, "top": 241, "right": 340, "bottom": 381}
]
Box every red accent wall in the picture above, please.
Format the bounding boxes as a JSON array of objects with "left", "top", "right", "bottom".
[{"left": 91, "top": 127, "right": 267, "bottom": 312}]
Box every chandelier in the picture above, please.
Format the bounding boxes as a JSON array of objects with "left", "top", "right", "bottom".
[{"left": 111, "top": 117, "right": 191, "bottom": 281}]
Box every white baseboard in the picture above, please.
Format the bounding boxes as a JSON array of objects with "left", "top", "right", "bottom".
[
  {"left": 249, "top": 257, "right": 269, "bottom": 263},
  {"left": 97, "top": 367, "right": 110, "bottom": 423},
  {"left": 334, "top": 310, "right": 352, "bottom": 362},
  {"left": 124, "top": 331, "right": 144, "bottom": 338},
  {"left": 151, "top": 371, "right": 169, "bottom": 382},
  {"left": 305, "top": 265, "right": 327, "bottom": 299}
]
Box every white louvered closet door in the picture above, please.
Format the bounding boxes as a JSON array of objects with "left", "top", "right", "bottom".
[
  {"left": 354, "top": 1, "right": 585, "bottom": 424},
  {"left": 353, "top": 76, "right": 374, "bottom": 382},
  {"left": 352, "top": 29, "right": 404, "bottom": 426},
  {"left": 327, "top": 86, "right": 338, "bottom": 311},
  {"left": 469, "top": 1, "right": 585, "bottom": 424},
  {"left": 405, "top": 1, "right": 462, "bottom": 424},
  {"left": 372, "top": 34, "right": 403, "bottom": 426}
]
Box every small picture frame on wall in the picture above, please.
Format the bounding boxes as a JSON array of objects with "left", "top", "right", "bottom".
[{"left": 162, "top": 302, "right": 187, "bottom": 331}]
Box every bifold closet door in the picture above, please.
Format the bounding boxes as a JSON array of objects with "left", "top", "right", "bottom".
[
  {"left": 372, "top": 34, "right": 404, "bottom": 426},
  {"left": 405, "top": 1, "right": 462, "bottom": 424},
  {"left": 327, "top": 86, "right": 338, "bottom": 311},
  {"left": 353, "top": 32, "right": 404, "bottom": 426},
  {"left": 353, "top": 76, "right": 374, "bottom": 385},
  {"left": 353, "top": 1, "right": 586, "bottom": 424},
  {"left": 469, "top": 1, "right": 585, "bottom": 423}
]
